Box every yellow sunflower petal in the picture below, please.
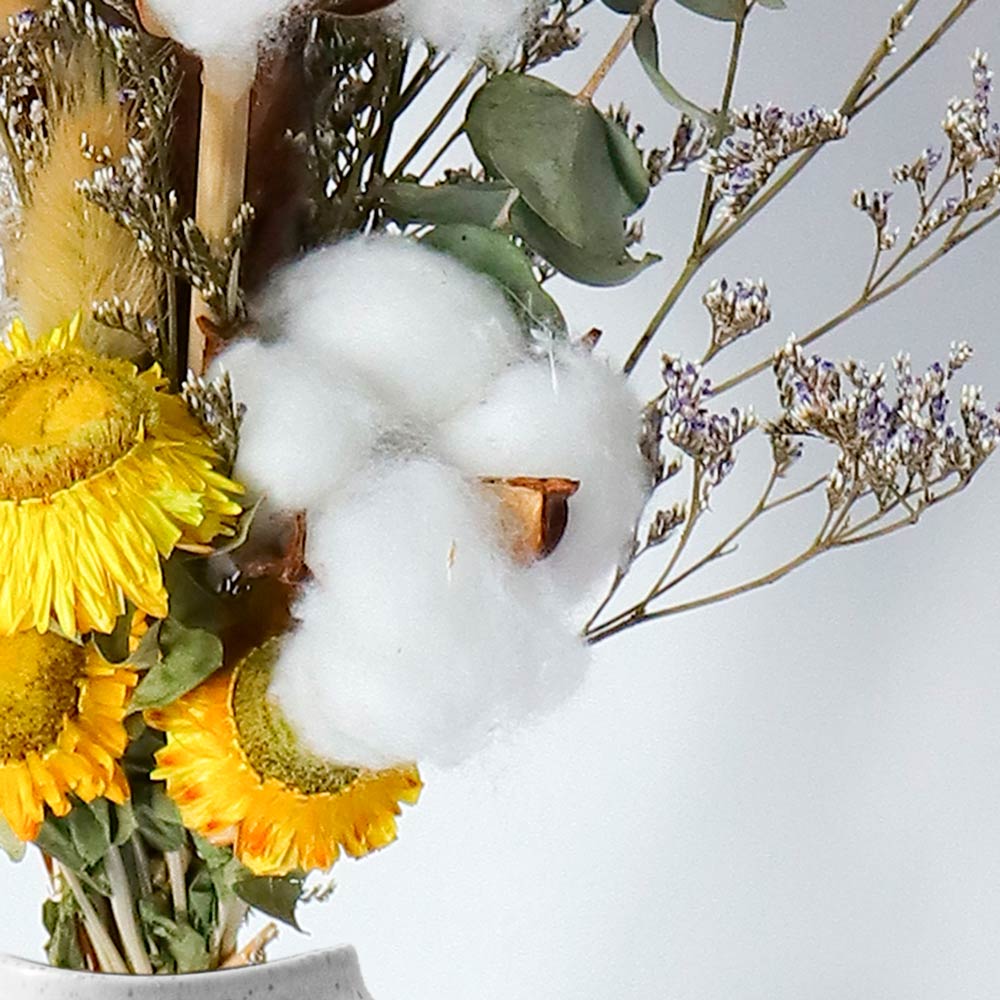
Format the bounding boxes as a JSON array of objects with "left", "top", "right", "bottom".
[
  {"left": 147, "top": 646, "right": 422, "bottom": 878},
  {"left": 0, "top": 631, "right": 136, "bottom": 841},
  {"left": 0, "top": 318, "right": 243, "bottom": 637}
]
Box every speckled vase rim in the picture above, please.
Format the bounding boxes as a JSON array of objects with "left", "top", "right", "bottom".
[{"left": 0, "top": 946, "right": 375, "bottom": 999}]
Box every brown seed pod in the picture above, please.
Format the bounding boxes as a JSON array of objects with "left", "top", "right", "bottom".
[{"left": 482, "top": 477, "right": 581, "bottom": 565}]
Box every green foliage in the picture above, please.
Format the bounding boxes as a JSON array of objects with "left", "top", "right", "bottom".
[
  {"left": 93, "top": 603, "right": 136, "bottom": 664},
  {"left": 193, "top": 836, "right": 307, "bottom": 929},
  {"left": 235, "top": 873, "right": 307, "bottom": 930},
  {"left": 43, "top": 893, "right": 86, "bottom": 971},
  {"left": 423, "top": 224, "right": 566, "bottom": 334},
  {"left": 633, "top": 15, "right": 724, "bottom": 129},
  {"left": 510, "top": 201, "right": 660, "bottom": 286},
  {"left": 380, "top": 179, "right": 515, "bottom": 229},
  {"left": 130, "top": 619, "right": 224, "bottom": 712},
  {"left": 463, "top": 73, "right": 660, "bottom": 287},
  {"left": 674, "top": 0, "right": 746, "bottom": 21},
  {"left": 601, "top": 0, "right": 644, "bottom": 12},
  {"left": 139, "top": 897, "right": 213, "bottom": 974},
  {"left": 466, "top": 73, "right": 635, "bottom": 250}
]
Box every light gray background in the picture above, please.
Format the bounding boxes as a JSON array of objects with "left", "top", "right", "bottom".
[{"left": 5, "top": 2, "right": 1000, "bottom": 997}]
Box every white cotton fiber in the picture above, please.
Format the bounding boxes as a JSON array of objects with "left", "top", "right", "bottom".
[
  {"left": 436, "top": 346, "right": 650, "bottom": 602},
  {"left": 142, "top": 0, "right": 297, "bottom": 65},
  {"left": 210, "top": 338, "right": 384, "bottom": 511},
  {"left": 388, "top": 0, "right": 542, "bottom": 57},
  {"left": 268, "top": 458, "right": 588, "bottom": 769},
  {"left": 255, "top": 235, "right": 525, "bottom": 427}
]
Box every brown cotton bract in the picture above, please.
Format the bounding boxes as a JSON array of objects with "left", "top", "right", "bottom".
[{"left": 4, "top": 51, "right": 161, "bottom": 360}]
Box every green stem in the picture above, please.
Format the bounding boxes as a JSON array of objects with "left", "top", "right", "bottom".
[
  {"left": 58, "top": 864, "right": 129, "bottom": 975},
  {"left": 166, "top": 849, "right": 189, "bottom": 924},
  {"left": 106, "top": 845, "right": 153, "bottom": 975}
]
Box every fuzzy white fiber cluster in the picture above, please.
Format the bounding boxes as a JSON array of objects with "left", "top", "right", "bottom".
[
  {"left": 217, "top": 234, "right": 649, "bottom": 768},
  {"left": 387, "top": 0, "right": 542, "bottom": 57},
  {"left": 142, "top": 0, "right": 299, "bottom": 64}
]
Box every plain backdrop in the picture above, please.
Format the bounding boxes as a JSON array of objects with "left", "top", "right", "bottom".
[{"left": 5, "top": 2, "right": 1000, "bottom": 998}]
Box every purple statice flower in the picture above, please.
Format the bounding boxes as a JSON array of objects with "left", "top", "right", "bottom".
[
  {"left": 659, "top": 356, "right": 757, "bottom": 494},
  {"left": 772, "top": 338, "right": 999, "bottom": 509}
]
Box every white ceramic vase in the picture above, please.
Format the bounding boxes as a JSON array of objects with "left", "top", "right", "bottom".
[{"left": 0, "top": 947, "right": 375, "bottom": 999}]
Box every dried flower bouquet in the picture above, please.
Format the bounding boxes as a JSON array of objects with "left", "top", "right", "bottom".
[{"left": 0, "top": 0, "right": 995, "bottom": 978}]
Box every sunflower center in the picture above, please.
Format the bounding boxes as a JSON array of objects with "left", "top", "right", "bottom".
[
  {"left": 0, "top": 631, "right": 84, "bottom": 761},
  {"left": 0, "top": 352, "right": 157, "bottom": 499},
  {"left": 232, "top": 643, "right": 361, "bottom": 796}
]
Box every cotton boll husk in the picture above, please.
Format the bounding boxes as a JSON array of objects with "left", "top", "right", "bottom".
[
  {"left": 211, "top": 338, "right": 384, "bottom": 511},
  {"left": 256, "top": 235, "right": 525, "bottom": 426},
  {"left": 388, "top": 0, "right": 543, "bottom": 57},
  {"left": 437, "top": 346, "right": 650, "bottom": 604},
  {"left": 268, "top": 458, "right": 588, "bottom": 769},
  {"left": 142, "top": 0, "right": 297, "bottom": 66}
]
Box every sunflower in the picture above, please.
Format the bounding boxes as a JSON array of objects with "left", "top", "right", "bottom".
[
  {"left": 0, "top": 629, "right": 137, "bottom": 841},
  {"left": 0, "top": 315, "right": 243, "bottom": 637},
  {"left": 147, "top": 642, "right": 422, "bottom": 877}
]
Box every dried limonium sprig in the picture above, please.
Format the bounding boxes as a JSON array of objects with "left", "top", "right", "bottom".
[
  {"left": 517, "top": 0, "right": 583, "bottom": 71},
  {"left": 658, "top": 355, "right": 757, "bottom": 500},
  {"left": 702, "top": 276, "right": 771, "bottom": 358},
  {"left": 852, "top": 188, "right": 899, "bottom": 251},
  {"left": 704, "top": 104, "right": 848, "bottom": 218},
  {"left": 770, "top": 337, "right": 1000, "bottom": 512}
]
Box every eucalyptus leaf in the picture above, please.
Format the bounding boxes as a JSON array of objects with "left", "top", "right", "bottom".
[
  {"left": 465, "top": 73, "right": 637, "bottom": 250},
  {"left": 756, "top": 0, "right": 786, "bottom": 8},
  {"left": 423, "top": 224, "right": 566, "bottom": 334},
  {"left": 673, "top": 0, "right": 746, "bottom": 20},
  {"left": 633, "top": 15, "right": 724, "bottom": 129},
  {"left": 604, "top": 117, "right": 651, "bottom": 212},
  {"left": 235, "top": 873, "right": 306, "bottom": 929},
  {"left": 131, "top": 619, "right": 223, "bottom": 711},
  {"left": 0, "top": 813, "right": 25, "bottom": 862},
  {"left": 511, "top": 200, "right": 660, "bottom": 287},
  {"left": 381, "top": 179, "right": 515, "bottom": 229},
  {"left": 601, "top": 0, "right": 643, "bottom": 11}
]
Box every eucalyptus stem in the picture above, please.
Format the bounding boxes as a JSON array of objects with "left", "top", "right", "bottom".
[
  {"left": 106, "top": 845, "right": 153, "bottom": 975},
  {"left": 576, "top": 7, "right": 643, "bottom": 104},
  {"left": 58, "top": 864, "right": 129, "bottom": 975}
]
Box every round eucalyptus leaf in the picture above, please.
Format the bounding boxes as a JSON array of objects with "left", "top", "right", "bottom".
[
  {"left": 511, "top": 200, "right": 660, "bottom": 288},
  {"left": 465, "top": 73, "right": 637, "bottom": 251},
  {"left": 424, "top": 224, "right": 567, "bottom": 334},
  {"left": 380, "top": 179, "right": 517, "bottom": 229},
  {"left": 674, "top": 0, "right": 747, "bottom": 22}
]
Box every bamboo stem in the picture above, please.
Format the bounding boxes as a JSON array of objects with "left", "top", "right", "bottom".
[{"left": 188, "top": 58, "right": 254, "bottom": 376}]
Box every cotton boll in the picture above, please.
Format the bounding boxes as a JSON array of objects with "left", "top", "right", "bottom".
[
  {"left": 268, "top": 458, "right": 587, "bottom": 769},
  {"left": 211, "top": 338, "right": 384, "bottom": 511},
  {"left": 388, "top": 0, "right": 542, "bottom": 57},
  {"left": 142, "top": 0, "right": 297, "bottom": 67},
  {"left": 256, "top": 235, "right": 525, "bottom": 426},
  {"left": 436, "top": 346, "right": 650, "bottom": 604}
]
